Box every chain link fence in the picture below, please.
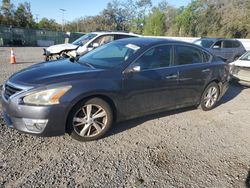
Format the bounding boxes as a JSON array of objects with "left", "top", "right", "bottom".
[{"left": 0, "top": 25, "right": 83, "bottom": 47}]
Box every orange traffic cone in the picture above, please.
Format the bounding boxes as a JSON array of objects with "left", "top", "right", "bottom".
[{"left": 10, "top": 48, "right": 16, "bottom": 64}]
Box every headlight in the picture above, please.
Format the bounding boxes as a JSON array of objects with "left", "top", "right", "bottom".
[{"left": 23, "top": 86, "right": 71, "bottom": 105}]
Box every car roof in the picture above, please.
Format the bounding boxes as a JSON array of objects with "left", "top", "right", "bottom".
[
  {"left": 199, "top": 37, "right": 240, "bottom": 42},
  {"left": 115, "top": 37, "right": 197, "bottom": 47},
  {"left": 91, "top": 31, "right": 140, "bottom": 37}
]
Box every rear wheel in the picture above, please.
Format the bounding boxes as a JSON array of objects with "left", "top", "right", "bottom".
[
  {"left": 68, "top": 98, "right": 113, "bottom": 142},
  {"left": 199, "top": 82, "right": 220, "bottom": 111}
]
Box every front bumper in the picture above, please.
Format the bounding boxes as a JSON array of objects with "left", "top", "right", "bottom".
[{"left": 1, "top": 91, "right": 68, "bottom": 137}]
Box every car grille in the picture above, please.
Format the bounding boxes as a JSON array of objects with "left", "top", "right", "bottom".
[{"left": 3, "top": 83, "right": 22, "bottom": 100}]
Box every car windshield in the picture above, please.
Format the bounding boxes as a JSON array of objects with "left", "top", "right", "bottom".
[
  {"left": 194, "top": 39, "right": 214, "bottom": 48},
  {"left": 240, "top": 51, "right": 250, "bottom": 61},
  {"left": 78, "top": 42, "right": 141, "bottom": 69},
  {"left": 72, "top": 33, "right": 97, "bottom": 46}
]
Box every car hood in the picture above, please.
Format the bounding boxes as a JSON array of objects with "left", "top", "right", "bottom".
[
  {"left": 46, "top": 43, "right": 78, "bottom": 54},
  {"left": 8, "top": 60, "right": 101, "bottom": 85},
  {"left": 230, "top": 59, "right": 250, "bottom": 68}
]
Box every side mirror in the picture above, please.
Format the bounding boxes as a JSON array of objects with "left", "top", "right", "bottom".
[
  {"left": 213, "top": 45, "right": 220, "bottom": 49},
  {"left": 132, "top": 65, "right": 141, "bottom": 72},
  {"left": 92, "top": 43, "right": 99, "bottom": 48},
  {"left": 125, "top": 65, "right": 141, "bottom": 73}
]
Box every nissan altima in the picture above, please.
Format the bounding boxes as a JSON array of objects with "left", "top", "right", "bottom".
[{"left": 1, "top": 38, "right": 229, "bottom": 141}]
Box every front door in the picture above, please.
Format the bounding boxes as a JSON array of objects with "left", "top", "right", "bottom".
[{"left": 120, "top": 45, "right": 179, "bottom": 118}]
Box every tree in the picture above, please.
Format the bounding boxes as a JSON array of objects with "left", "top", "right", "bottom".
[
  {"left": 129, "top": 0, "right": 152, "bottom": 33},
  {"left": 143, "top": 8, "right": 165, "bottom": 36},
  {"left": 0, "top": 0, "right": 15, "bottom": 25},
  {"left": 14, "top": 2, "right": 35, "bottom": 27},
  {"left": 38, "top": 18, "right": 60, "bottom": 31},
  {"left": 173, "top": 0, "right": 203, "bottom": 36}
]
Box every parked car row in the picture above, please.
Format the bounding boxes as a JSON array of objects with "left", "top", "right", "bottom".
[
  {"left": 2, "top": 37, "right": 230, "bottom": 141},
  {"left": 44, "top": 32, "right": 247, "bottom": 65}
]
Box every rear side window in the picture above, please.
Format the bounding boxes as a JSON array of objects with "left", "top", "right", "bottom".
[
  {"left": 232, "top": 41, "right": 241, "bottom": 48},
  {"left": 134, "top": 45, "right": 172, "bottom": 70},
  {"left": 222, "top": 40, "right": 233, "bottom": 48},
  {"left": 175, "top": 45, "right": 203, "bottom": 65}
]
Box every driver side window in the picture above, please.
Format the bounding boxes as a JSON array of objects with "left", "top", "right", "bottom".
[
  {"left": 90, "top": 35, "right": 114, "bottom": 47},
  {"left": 133, "top": 45, "right": 172, "bottom": 71},
  {"left": 213, "top": 41, "right": 222, "bottom": 49}
]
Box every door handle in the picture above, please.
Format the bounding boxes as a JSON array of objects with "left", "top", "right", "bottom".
[
  {"left": 202, "top": 68, "right": 210, "bottom": 73},
  {"left": 166, "top": 74, "right": 178, "bottom": 79}
]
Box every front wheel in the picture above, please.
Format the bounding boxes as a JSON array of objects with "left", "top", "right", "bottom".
[
  {"left": 199, "top": 82, "right": 220, "bottom": 111},
  {"left": 68, "top": 98, "right": 113, "bottom": 142}
]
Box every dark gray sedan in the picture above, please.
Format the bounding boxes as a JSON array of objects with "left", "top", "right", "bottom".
[{"left": 1, "top": 38, "right": 229, "bottom": 141}]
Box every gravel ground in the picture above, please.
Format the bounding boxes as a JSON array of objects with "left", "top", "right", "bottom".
[{"left": 0, "top": 47, "right": 250, "bottom": 188}]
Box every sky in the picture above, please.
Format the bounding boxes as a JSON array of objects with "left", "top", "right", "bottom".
[{"left": 12, "top": 0, "right": 190, "bottom": 24}]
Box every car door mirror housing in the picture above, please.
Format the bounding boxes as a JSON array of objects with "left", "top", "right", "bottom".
[
  {"left": 125, "top": 65, "right": 141, "bottom": 74},
  {"left": 213, "top": 45, "right": 220, "bottom": 49},
  {"left": 132, "top": 65, "right": 141, "bottom": 72}
]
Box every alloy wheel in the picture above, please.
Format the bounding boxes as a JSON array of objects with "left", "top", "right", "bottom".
[
  {"left": 203, "top": 86, "right": 219, "bottom": 108},
  {"left": 73, "top": 104, "right": 108, "bottom": 137}
]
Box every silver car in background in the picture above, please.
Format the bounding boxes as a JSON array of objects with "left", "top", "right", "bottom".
[
  {"left": 194, "top": 38, "right": 246, "bottom": 63},
  {"left": 43, "top": 31, "right": 140, "bottom": 61},
  {"left": 230, "top": 51, "right": 250, "bottom": 86}
]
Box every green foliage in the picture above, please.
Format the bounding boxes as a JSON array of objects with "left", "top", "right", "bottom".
[
  {"left": 0, "top": 0, "right": 15, "bottom": 25},
  {"left": 14, "top": 2, "right": 35, "bottom": 28},
  {"left": 143, "top": 8, "right": 165, "bottom": 36},
  {"left": 38, "top": 18, "right": 60, "bottom": 31}
]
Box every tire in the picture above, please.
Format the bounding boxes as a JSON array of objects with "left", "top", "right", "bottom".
[
  {"left": 68, "top": 98, "right": 113, "bottom": 142},
  {"left": 199, "top": 82, "right": 220, "bottom": 111}
]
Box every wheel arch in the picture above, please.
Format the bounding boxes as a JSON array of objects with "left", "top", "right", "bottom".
[
  {"left": 198, "top": 79, "right": 221, "bottom": 105},
  {"left": 65, "top": 94, "right": 117, "bottom": 133}
]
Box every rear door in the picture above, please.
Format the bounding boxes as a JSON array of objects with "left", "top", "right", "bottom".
[
  {"left": 221, "top": 40, "right": 235, "bottom": 61},
  {"left": 173, "top": 45, "right": 212, "bottom": 106},
  {"left": 210, "top": 40, "right": 225, "bottom": 59},
  {"left": 121, "top": 44, "right": 179, "bottom": 118}
]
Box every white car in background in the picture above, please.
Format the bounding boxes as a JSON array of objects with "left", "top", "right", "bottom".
[
  {"left": 43, "top": 31, "right": 140, "bottom": 61},
  {"left": 230, "top": 51, "right": 250, "bottom": 86}
]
